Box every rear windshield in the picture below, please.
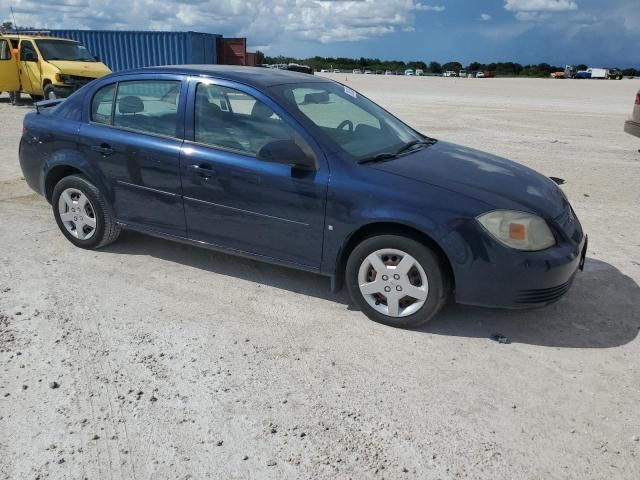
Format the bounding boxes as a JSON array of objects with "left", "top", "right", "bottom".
[{"left": 35, "top": 40, "right": 96, "bottom": 62}]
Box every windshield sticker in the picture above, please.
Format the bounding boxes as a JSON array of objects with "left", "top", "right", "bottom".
[{"left": 344, "top": 86, "right": 357, "bottom": 98}]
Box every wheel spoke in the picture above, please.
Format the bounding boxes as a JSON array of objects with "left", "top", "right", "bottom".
[
  {"left": 386, "top": 295, "right": 400, "bottom": 316},
  {"left": 60, "top": 191, "right": 73, "bottom": 209},
  {"left": 84, "top": 216, "right": 96, "bottom": 228},
  {"left": 403, "top": 284, "right": 428, "bottom": 301},
  {"left": 77, "top": 193, "right": 89, "bottom": 210},
  {"left": 60, "top": 212, "right": 75, "bottom": 223},
  {"left": 75, "top": 224, "right": 85, "bottom": 240},
  {"left": 394, "top": 255, "right": 415, "bottom": 276},
  {"left": 360, "top": 280, "right": 383, "bottom": 295},
  {"left": 366, "top": 252, "right": 388, "bottom": 275}
]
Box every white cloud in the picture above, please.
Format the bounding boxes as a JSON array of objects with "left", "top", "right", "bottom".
[
  {"left": 480, "top": 13, "right": 492, "bottom": 21},
  {"left": 414, "top": 4, "right": 445, "bottom": 12},
  {"left": 504, "top": 0, "right": 578, "bottom": 12},
  {"left": 7, "top": 0, "right": 445, "bottom": 45}
]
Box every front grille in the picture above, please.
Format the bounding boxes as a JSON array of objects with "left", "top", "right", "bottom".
[
  {"left": 516, "top": 278, "right": 574, "bottom": 304},
  {"left": 62, "top": 75, "right": 95, "bottom": 87}
]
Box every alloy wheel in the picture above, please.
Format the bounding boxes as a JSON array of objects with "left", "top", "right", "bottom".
[
  {"left": 58, "top": 188, "right": 97, "bottom": 240},
  {"left": 357, "top": 248, "right": 429, "bottom": 317}
]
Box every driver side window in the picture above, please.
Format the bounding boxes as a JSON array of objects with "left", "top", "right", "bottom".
[
  {"left": 194, "top": 83, "right": 297, "bottom": 155},
  {"left": 19, "top": 41, "right": 37, "bottom": 61}
]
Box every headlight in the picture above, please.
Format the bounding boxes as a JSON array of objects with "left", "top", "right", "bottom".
[{"left": 476, "top": 210, "right": 555, "bottom": 251}]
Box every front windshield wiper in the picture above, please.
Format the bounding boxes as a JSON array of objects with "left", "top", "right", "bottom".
[
  {"left": 357, "top": 152, "right": 399, "bottom": 165},
  {"left": 357, "top": 138, "right": 437, "bottom": 165},
  {"left": 395, "top": 138, "right": 437, "bottom": 155}
]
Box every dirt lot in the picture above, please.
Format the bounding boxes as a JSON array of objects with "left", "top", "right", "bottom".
[{"left": 1, "top": 76, "right": 639, "bottom": 479}]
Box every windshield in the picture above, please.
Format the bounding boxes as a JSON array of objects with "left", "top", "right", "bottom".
[
  {"left": 270, "top": 82, "right": 423, "bottom": 161},
  {"left": 35, "top": 40, "right": 96, "bottom": 62}
]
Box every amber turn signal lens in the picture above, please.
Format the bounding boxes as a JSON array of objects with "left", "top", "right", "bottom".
[{"left": 509, "top": 223, "right": 526, "bottom": 240}]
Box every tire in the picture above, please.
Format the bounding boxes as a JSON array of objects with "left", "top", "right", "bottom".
[
  {"left": 52, "top": 174, "right": 121, "bottom": 249},
  {"left": 43, "top": 84, "right": 57, "bottom": 100},
  {"left": 346, "top": 235, "right": 449, "bottom": 328}
]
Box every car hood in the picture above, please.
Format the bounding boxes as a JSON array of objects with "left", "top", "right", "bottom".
[
  {"left": 369, "top": 141, "right": 566, "bottom": 218},
  {"left": 47, "top": 60, "right": 111, "bottom": 78}
]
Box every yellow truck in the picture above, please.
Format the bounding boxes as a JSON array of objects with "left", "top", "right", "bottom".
[{"left": 0, "top": 34, "right": 111, "bottom": 101}]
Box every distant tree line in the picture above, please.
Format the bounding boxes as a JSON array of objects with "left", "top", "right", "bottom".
[{"left": 261, "top": 53, "right": 640, "bottom": 77}]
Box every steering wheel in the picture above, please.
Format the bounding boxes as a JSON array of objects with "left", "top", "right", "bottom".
[{"left": 337, "top": 119, "right": 354, "bottom": 132}]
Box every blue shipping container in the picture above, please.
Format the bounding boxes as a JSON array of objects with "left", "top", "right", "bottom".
[{"left": 44, "top": 30, "right": 220, "bottom": 72}]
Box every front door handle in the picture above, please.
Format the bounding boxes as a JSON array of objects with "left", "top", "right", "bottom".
[
  {"left": 91, "top": 143, "right": 114, "bottom": 156},
  {"left": 188, "top": 164, "right": 217, "bottom": 178}
]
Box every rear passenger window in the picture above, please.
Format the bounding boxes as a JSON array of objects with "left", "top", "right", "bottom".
[
  {"left": 112, "top": 81, "right": 181, "bottom": 137},
  {"left": 91, "top": 84, "right": 115, "bottom": 125},
  {"left": 194, "top": 83, "right": 296, "bottom": 155}
]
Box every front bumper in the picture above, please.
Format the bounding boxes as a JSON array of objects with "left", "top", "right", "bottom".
[
  {"left": 624, "top": 120, "right": 640, "bottom": 138},
  {"left": 51, "top": 84, "right": 76, "bottom": 98},
  {"left": 441, "top": 209, "right": 586, "bottom": 309}
]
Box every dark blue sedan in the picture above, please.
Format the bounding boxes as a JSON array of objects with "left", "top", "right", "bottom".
[{"left": 19, "top": 65, "right": 587, "bottom": 328}]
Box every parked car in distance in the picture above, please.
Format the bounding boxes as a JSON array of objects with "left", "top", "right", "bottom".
[
  {"left": 475, "top": 71, "right": 485, "bottom": 78},
  {"left": 574, "top": 70, "right": 591, "bottom": 79},
  {"left": 333, "top": 69, "right": 341, "bottom": 73},
  {"left": 607, "top": 68, "right": 623, "bottom": 80},
  {"left": 20, "top": 65, "right": 587, "bottom": 328},
  {"left": 404, "top": 69, "right": 414, "bottom": 76},
  {"left": 443, "top": 71, "right": 458, "bottom": 77},
  {"left": 459, "top": 69, "right": 467, "bottom": 77},
  {"left": 624, "top": 90, "right": 640, "bottom": 139},
  {"left": 320, "top": 69, "right": 329, "bottom": 73},
  {"left": 352, "top": 69, "right": 362, "bottom": 74},
  {"left": 384, "top": 70, "right": 392, "bottom": 75},
  {"left": 0, "top": 34, "right": 111, "bottom": 101},
  {"left": 415, "top": 69, "right": 424, "bottom": 76},
  {"left": 364, "top": 69, "right": 373, "bottom": 75}
]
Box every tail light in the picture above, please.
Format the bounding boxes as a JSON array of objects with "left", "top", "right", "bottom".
[{"left": 636, "top": 93, "right": 640, "bottom": 105}]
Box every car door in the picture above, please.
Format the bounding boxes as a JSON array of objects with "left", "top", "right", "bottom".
[
  {"left": 0, "top": 38, "right": 19, "bottom": 92},
  {"left": 180, "top": 78, "right": 328, "bottom": 269},
  {"left": 77, "top": 76, "right": 187, "bottom": 237},
  {"left": 19, "top": 40, "right": 40, "bottom": 95}
]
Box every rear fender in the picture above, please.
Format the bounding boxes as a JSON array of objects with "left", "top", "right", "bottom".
[{"left": 45, "top": 151, "right": 112, "bottom": 204}]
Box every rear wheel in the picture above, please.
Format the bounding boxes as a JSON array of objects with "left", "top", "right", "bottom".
[
  {"left": 346, "top": 235, "right": 449, "bottom": 328},
  {"left": 52, "top": 175, "right": 121, "bottom": 249}
]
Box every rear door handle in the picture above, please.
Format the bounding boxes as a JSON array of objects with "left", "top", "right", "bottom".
[
  {"left": 188, "top": 164, "right": 217, "bottom": 178},
  {"left": 91, "top": 143, "right": 114, "bottom": 156}
]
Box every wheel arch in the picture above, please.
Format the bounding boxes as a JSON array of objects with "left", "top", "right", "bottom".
[
  {"left": 333, "top": 221, "right": 455, "bottom": 293},
  {"left": 44, "top": 164, "right": 84, "bottom": 202}
]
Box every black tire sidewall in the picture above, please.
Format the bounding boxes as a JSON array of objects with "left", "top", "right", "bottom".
[
  {"left": 346, "top": 235, "right": 447, "bottom": 328},
  {"left": 43, "top": 85, "right": 56, "bottom": 100},
  {"left": 52, "top": 175, "right": 107, "bottom": 249}
]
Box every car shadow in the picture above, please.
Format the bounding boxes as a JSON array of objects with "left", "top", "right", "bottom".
[
  {"left": 0, "top": 95, "right": 34, "bottom": 107},
  {"left": 106, "top": 232, "right": 639, "bottom": 349}
]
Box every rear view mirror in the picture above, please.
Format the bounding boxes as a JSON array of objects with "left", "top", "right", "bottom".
[
  {"left": 257, "top": 140, "right": 316, "bottom": 169},
  {"left": 302, "top": 91, "right": 330, "bottom": 105}
]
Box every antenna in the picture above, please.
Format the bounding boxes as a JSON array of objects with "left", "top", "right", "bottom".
[{"left": 10, "top": 6, "right": 17, "bottom": 29}]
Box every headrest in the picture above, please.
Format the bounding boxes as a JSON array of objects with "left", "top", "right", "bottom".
[
  {"left": 251, "top": 101, "right": 274, "bottom": 120},
  {"left": 118, "top": 95, "right": 144, "bottom": 114}
]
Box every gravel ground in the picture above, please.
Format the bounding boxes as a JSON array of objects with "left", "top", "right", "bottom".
[{"left": 1, "top": 77, "right": 639, "bottom": 480}]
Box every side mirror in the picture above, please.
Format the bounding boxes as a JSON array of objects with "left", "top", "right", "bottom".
[
  {"left": 257, "top": 140, "right": 316, "bottom": 169},
  {"left": 94, "top": 55, "right": 100, "bottom": 62}
]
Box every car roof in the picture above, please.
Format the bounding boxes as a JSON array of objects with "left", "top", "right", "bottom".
[{"left": 121, "top": 64, "right": 331, "bottom": 88}]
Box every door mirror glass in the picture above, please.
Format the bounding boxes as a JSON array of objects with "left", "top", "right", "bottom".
[{"left": 257, "top": 139, "right": 315, "bottom": 169}]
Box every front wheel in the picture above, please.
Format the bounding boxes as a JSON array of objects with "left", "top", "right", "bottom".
[
  {"left": 346, "top": 235, "right": 449, "bottom": 328},
  {"left": 52, "top": 175, "right": 121, "bottom": 249},
  {"left": 43, "top": 84, "right": 57, "bottom": 100}
]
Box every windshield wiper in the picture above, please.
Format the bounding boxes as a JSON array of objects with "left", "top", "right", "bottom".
[
  {"left": 357, "top": 152, "right": 399, "bottom": 165},
  {"left": 395, "top": 138, "right": 437, "bottom": 155}
]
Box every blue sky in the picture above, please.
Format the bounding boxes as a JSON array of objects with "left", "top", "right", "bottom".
[{"left": 4, "top": 0, "right": 639, "bottom": 67}]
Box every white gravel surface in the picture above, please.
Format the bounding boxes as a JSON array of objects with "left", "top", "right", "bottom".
[{"left": 1, "top": 77, "right": 639, "bottom": 479}]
